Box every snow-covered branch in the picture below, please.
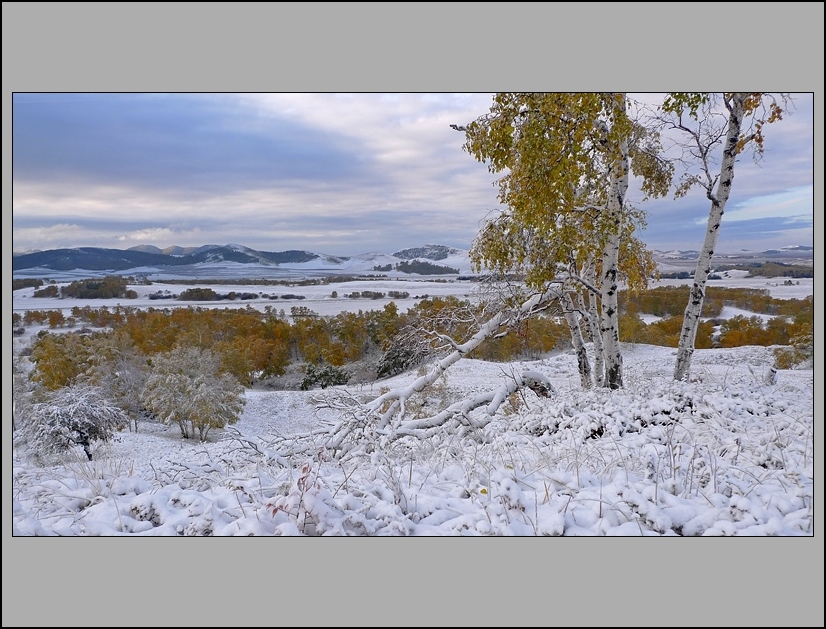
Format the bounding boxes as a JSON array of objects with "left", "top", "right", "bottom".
[
  {"left": 392, "top": 370, "right": 555, "bottom": 440},
  {"left": 367, "top": 286, "right": 562, "bottom": 429},
  {"left": 257, "top": 288, "right": 563, "bottom": 461}
]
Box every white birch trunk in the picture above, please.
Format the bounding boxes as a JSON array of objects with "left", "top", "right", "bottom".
[
  {"left": 600, "top": 227, "right": 623, "bottom": 389},
  {"left": 600, "top": 96, "right": 629, "bottom": 390},
  {"left": 563, "top": 290, "right": 593, "bottom": 389},
  {"left": 673, "top": 94, "right": 746, "bottom": 382},
  {"left": 582, "top": 265, "right": 605, "bottom": 387}
]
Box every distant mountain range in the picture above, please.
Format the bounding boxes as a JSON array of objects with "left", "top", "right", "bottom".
[
  {"left": 654, "top": 245, "right": 813, "bottom": 260},
  {"left": 12, "top": 244, "right": 348, "bottom": 271},
  {"left": 652, "top": 245, "right": 814, "bottom": 272},
  {"left": 11, "top": 243, "right": 471, "bottom": 278},
  {"left": 11, "top": 243, "right": 812, "bottom": 278}
]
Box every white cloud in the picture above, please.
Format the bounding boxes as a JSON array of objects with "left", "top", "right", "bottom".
[
  {"left": 12, "top": 223, "right": 87, "bottom": 249},
  {"left": 696, "top": 184, "right": 813, "bottom": 224}
]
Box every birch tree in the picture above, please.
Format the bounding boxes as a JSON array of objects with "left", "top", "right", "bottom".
[
  {"left": 457, "top": 93, "right": 670, "bottom": 389},
  {"left": 660, "top": 93, "right": 787, "bottom": 382}
]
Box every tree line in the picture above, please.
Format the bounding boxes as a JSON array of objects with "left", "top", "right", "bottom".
[{"left": 16, "top": 284, "right": 812, "bottom": 391}]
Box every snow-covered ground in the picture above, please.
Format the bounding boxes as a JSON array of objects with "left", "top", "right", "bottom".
[
  {"left": 11, "top": 270, "right": 816, "bottom": 537},
  {"left": 649, "top": 275, "right": 813, "bottom": 300},
  {"left": 7, "top": 272, "right": 819, "bottom": 627},
  {"left": 11, "top": 274, "right": 815, "bottom": 323},
  {"left": 12, "top": 340, "right": 814, "bottom": 539},
  {"left": 12, "top": 276, "right": 482, "bottom": 322}
]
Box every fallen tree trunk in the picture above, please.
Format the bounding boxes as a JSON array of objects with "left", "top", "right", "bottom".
[{"left": 245, "top": 286, "right": 564, "bottom": 461}]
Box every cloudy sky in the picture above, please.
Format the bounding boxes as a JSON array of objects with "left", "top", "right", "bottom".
[{"left": 11, "top": 91, "right": 813, "bottom": 256}]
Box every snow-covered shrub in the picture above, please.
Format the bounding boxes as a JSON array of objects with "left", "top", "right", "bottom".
[
  {"left": 773, "top": 328, "right": 813, "bottom": 369},
  {"left": 15, "top": 383, "right": 127, "bottom": 464},
  {"left": 141, "top": 346, "right": 245, "bottom": 440},
  {"left": 300, "top": 363, "right": 349, "bottom": 390}
]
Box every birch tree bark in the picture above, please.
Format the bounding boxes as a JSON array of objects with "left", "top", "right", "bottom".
[
  {"left": 580, "top": 265, "right": 605, "bottom": 387},
  {"left": 668, "top": 93, "right": 786, "bottom": 381},
  {"left": 600, "top": 96, "right": 630, "bottom": 389},
  {"left": 673, "top": 95, "right": 745, "bottom": 380},
  {"left": 562, "top": 290, "right": 593, "bottom": 389}
]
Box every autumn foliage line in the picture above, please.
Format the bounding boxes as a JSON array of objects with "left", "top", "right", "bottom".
[
  {"left": 16, "top": 285, "right": 813, "bottom": 393},
  {"left": 619, "top": 287, "right": 813, "bottom": 351}
]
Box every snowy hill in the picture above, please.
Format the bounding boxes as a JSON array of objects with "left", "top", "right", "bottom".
[
  {"left": 12, "top": 242, "right": 812, "bottom": 281},
  {"left": 12, "top": 243, "right": 475, "bottom": 279}
]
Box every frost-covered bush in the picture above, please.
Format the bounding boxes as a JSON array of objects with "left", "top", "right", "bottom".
[
  {"left": 300, "top": 363, "right": 349, "bottom": 390},
  {"left": 773, "top": 328, "right": 813, "bottom": 369},
  {"left": 141, "top": 346, "right": 245, "bottom": 441},
  {"left": 15, "top": 383, "right": 127, "bottom": 464}
]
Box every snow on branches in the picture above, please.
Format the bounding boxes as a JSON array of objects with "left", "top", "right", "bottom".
[
  {"left": 15, "top": 383, "right": 127, "bottom": 463},
  {"left": 254, "top": 287, "right": 563, "bottom": 462}
]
